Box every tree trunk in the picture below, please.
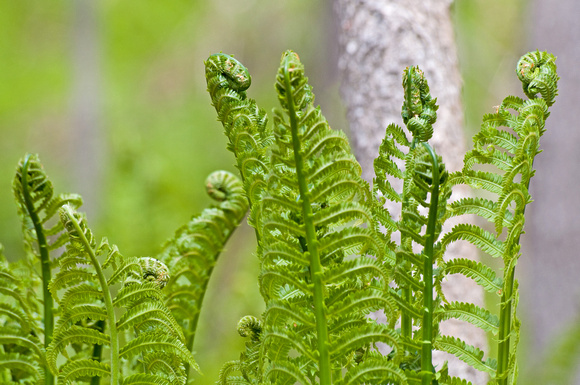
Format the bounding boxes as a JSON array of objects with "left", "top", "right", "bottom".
[{"left": 333, "top": 1, "right": 487, "bottom": 382}]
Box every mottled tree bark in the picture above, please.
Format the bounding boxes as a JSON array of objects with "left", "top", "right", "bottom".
[{"left": 334, "top": 1, "right": 487, "bottom": 382}]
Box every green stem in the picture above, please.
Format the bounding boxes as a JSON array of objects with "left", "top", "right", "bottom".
[
  {"left": 283, "top": 59, "right": 331, "bottom": 385},
  {"left": 64, "top": 206, "right": 119, "bottom": 385},
  {"left": 496, "top": 266, "right": 515, "bottom": 384},
  {"left": 401, "top": 138, "right": 418, "bottom": 344},
  {"left": 496, "top": 160, "right": 534, "bottom": 384},
  {"left": 420, "top": 143, "right": 440, "bottom": 385},
  {"left": 21, "top": 154, "right": 55, "bottom": 385}
]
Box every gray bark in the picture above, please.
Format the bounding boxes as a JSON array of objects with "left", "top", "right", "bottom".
[
  {"left": 334, "top": 1, "right": 487, "bottom": 382},
  {"left": 524, "top": 0, "right": 580, "bottom": 382}
]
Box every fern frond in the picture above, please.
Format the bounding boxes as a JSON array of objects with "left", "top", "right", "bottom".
[
  {"left": 0, "top": 353, "right": 42, "bottom": 379},
  {"left": 122, "top": 374, "right": 172, "bottom": 385},
  {"left": 435, "top": 302, "right": 499, "bottom": 335},
  {"left": 116, "top": 300, "right": 185, "bottom": 341},
  {"left": 338, "top": 357, "right": 408, "bottom": 385},
  {"left": 157, "top": 171, "right": 247, "bottom": 369},
  {"left": 440, "top": 224, "right": 504, "bottom": 259},
  {"left": 264, "top": 359, "right": 313, "bottom": 385},
  {"left": 205, "top": 54, "right": 271, "bottom": 230},
  {"left": 440, "top": 258, "right": 503, "bottom": 294},
  {"left": 434, "top": 335, "right": 497, "bottom": 375},
  {"left": 57, "top": 359, "right": 110, "bottom": 384},
  {"left": 46, "top": 325, "right": 110, "bottom": 374},
  {"left": 120, "top": 331, "right": 199, "bottom": 373},
  {"left": 11, "top": 154, "right": 83, "bottom": 385}
]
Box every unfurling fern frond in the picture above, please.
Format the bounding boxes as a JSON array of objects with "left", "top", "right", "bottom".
[
  {"left": 157, "top": 170, "right": 247, "bottom": 380},
  {"left": 438, "top": 51, "right": 558, "bottom": 383},
  {"left": 48, "top": 205, "right": 197, "bottom": 385},
  {"left": 11, "top": 154, "right": 83, "bottom": 385},
  {"left": 373, "top": 66, "right": 451, "bottom": 383},
  {"left": 205, "top": 54, "right": 272, "bottom": 230},
  {"left": 253, "top": 50, "right": 403, "bottom": 384}
]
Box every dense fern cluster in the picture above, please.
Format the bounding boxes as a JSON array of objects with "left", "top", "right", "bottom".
[
  {"left": 205, "top": 50, "right": 559, "bottom": 385},
  {"left": 2, "top": 156, "right": 249, "bottom": 384},
  {"left": 0, "top": 49, "right": 560, "bottom": 384}
]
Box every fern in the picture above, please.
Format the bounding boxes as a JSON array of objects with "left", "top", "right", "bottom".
[
  {"left": 205, "top": 53, "right": 272, "bottom": 231},
  {"left": 439, "top": 50, "right": 558, "bottom": 383},
  {"left": 11, "top": 154, "right": 83, "bottom": 385},
  {"left": 372, "top": 66, "right": 452, "bottom": 384},
  {"left": 207, "top": 51, "right": 404, "bottom": 384},
  {"left": 48, "top": 205, "right": 198, "bottom": 384},
  {"left": 156, "top": 170, "right": 248, "bottom": 379}
]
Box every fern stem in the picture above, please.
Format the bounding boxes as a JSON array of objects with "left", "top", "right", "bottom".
[
  {"left": 497, "top": 266, "right": 515, "bottom": 384},
  {"left": 21, "top": 154, "right": 55, "bottom": 385},
  {"left": 64, "top": 206, "right": 120, "bottom": 385},
  {"left": 401, "top": 137, "right": 417, "bottom": 345},
  {"left": 282, "top": 58, "right": 332, "bottom": 385},
  {"left": 420, "top": 143, "right": 439, "bottom": 385}
]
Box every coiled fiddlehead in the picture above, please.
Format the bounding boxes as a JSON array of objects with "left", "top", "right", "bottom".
[
  {"left": 205, "top": 54, "right": 272, "bottom": 232},
  {"left": 157, "top": 170, "right": 247, "bottom": 381},
  {"left": 437, "top": 51, "right": 558, "bottom": 383},
  {"left": 401, "top": 66, "right": 438, "bottom": 143}
]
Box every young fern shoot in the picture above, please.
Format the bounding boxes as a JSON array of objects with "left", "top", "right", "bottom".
[
  {"left": 373, "top": 66, "right": 452, "bottom": 384},
  {"left": 48, "top": 205, "right": 198, "bottom": 384},
  {"left": 207, "top": 51, "right": 405, "bottom": 385},
  {"left": 12, "top": 154, "right": 83, "bottom": 385},
  {"left": 441, "top": 50, "right": 558, "bottom": 383},
  {"left": 157, "top": 170, "right": 248, "bottom": 381}
]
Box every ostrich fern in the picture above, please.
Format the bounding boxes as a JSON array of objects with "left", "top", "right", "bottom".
[{"left": 0, "top": 50, "right": 561, "bottom": 385}]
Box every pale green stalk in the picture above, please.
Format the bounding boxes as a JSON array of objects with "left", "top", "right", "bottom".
[
  {"left": 21, "top": 154, "right": 55, "bottom": 385},
  {"left": 282, "top": 59, "right": 332, "bottom": 385},
  {"left": 64, "top": 206, "right": 119, "bottom": 385}
]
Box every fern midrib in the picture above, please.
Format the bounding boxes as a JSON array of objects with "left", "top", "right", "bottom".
[
  {"left": 64, "top": 205, "right": 119, "bottom": 385},
  {"left": 21, "top": 154, "right": 55, "bottom": 385},
  {"left": 496, "top": 139, "right": 537, "bottom": 384},
  {"left": 283, "top": 60, "right": 332, "bottom": 385},
  {"left": 420, "top": 143, "right": 439, "bottom": 385}
]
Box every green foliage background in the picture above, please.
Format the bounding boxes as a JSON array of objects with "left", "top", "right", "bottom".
[{"left": 0, "top": 1, "right": 527, "bottom": 383}]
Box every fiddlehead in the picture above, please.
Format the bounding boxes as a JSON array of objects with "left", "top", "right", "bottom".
[
  {"left": 11, "top": 154, "right": 82, "bottom": 385},
  {"left": 157, "top": 170, "right": 247, "bottom": 380},
  {"left": 47, "top": 205, "right": 197, "bottom": 384},
  {"left": 205, "top": 54, "right": 272, "bottom": 232},
  {"left": 374, "top": 66, "right": 452, "bottom": 383},
  {"left": 438, "top": 51, "right": 558, "bottom": 383}
]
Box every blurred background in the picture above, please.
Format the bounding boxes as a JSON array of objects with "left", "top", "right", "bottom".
[{"left": 0, "top": 0, "right": 577, "bottom": 383}]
